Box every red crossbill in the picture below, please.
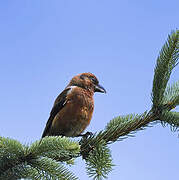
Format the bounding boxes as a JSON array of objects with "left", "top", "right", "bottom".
[{"left": 41, "top": 72, "right": 106, "bottom": 138}]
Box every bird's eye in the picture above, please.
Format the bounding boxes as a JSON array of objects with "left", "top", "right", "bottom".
[
  {"left": 90, "top": 77, "right": 98, "bottom": 84},
  {"left": 80, "top": 74, "right": 86, "bottom": 80}
]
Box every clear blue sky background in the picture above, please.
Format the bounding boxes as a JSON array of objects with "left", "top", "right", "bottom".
[{"left": 0, "top": 1, "right": 179, "bottom": 180}]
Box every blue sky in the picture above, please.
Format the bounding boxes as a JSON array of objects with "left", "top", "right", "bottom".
[{"left": 0, "top": 1, "right": 179, "bottom": 179}]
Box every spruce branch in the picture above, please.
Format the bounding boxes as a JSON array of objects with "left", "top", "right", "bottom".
[
  {"left": 80, "top": 112, "right": 153, "bottom": 153},
  {"left": 0, "top": 137, "right": 25, "bottom": 175},
  {"left": 0, "top": 30, "right": 178, "bottom": 180},
  {"left": 160, "top": 111, "right": 179, "bottom": 132},
  {"left": 163, "top": 81, "right": 179, "bottom": 109},
  {"left": 28, "top": 157, "right": 78, "bottom": 180},
  {"left": 152, "top": 30, "right": 179, "bottom": 108},
  {"left": 80, "top": 30, "right": 179, "bottom": 179},
  {"left": 85, "top": 141, "right": 113, "bottom": 180},
  {"left": 0, "top": 164, "right": 40, "bottom": 180},
  {"left": 0, "top": 137, "right": 78, "bottom": 180},
  {"left": 28, "top": 136, "right": 80, "bottom": 162}
]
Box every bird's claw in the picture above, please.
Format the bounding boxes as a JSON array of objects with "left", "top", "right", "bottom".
[
  {"left": 78, "top": 131, "right": 93, "bottom": 139},
  {"left": 78, "top": 131, "right": 93, "bottom": 145}
]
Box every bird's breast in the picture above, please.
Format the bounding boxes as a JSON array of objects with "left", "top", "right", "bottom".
[
  {"left": 51, "top": 92, "right": 94, "bottom": 137},
  {"left": 69, "top": 93, "right": 94, "bottom": 125}
]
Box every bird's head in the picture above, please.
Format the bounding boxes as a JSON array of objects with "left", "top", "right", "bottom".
[{"left": 68, "top": 72, "right": 106, "bottom": 94}]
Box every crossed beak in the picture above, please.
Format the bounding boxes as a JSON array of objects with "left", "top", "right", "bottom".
[{"left": 94, "top": 84, "right": 106, "bottom": 93}]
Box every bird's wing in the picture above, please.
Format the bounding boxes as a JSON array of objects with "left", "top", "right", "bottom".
[{"left": 41, "top": 88, "right": 70, "bottom": 138}]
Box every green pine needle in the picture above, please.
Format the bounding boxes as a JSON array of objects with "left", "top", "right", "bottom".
[
  {"left": 28, "top": 136, "right": 80, "bottom": 161},
  {"left": 28, "top": 157, "right": 78, "bottom": 180},
  {"left": 163, "top": 81, "right": 179, "bottom": 109},
  {"left": 152, "top": 30, "right": 179, "bottom": 108},
  {"left": 160, "top": 111, "right": 179, "bottom": 132},
  {"left": 0, "top": 137, "right": 79, "bottom": 180},
  {"left": 0, "top": 137, "right": 25, "bottom": 175},
  {"left": 0, "top": 164, "right": 40, "bottom": 180},
  {"left": 85, "top": 141, "right": 113, "bottom": 180},
  {"left": 102, "top": 112, "right": 151, "bottom": 143}
]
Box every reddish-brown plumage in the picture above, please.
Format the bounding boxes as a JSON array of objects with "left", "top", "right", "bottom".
[{"left": 41, "top": 72, "right": 106, "bottom": 138}]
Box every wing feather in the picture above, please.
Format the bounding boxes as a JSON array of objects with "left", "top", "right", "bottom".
[{"left": 41, "top": 88, "right": 70, "bottom": 138}]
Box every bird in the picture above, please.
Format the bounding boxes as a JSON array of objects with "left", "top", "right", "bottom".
[{"left": 41, "top": 72, "right": 106, "bottom": 138}]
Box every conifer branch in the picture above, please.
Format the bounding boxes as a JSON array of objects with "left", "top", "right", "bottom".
[
  {"left": 80, "top": 112, "right": 153, "bottom": 152},
  {"left": 160, "top": 111, "right": 179, "bottom": 132},
  {"left": 80, "top": 30, "right": 179, "bottom": 179},
  {"left": 152, "top": 30, "right": 179, "bottom": 108},
  {"left": 0, "top": 30, "right": 178, "bottom": 180},
  {"left": 85, "top": 141, "right": 113, "bottom": 180},
  {"left": 28, "top": 136, "right": 80, "bottom": 162},
  {"left": 0, "top": 137, "right": 78, "bottom": 180},
  {"left": 0, "top": 137, "right": 26, "bottom": 175},
  {"left": 28, "top": 157, "right": 78, "bottom": 180},
  {"left": 163, "top": 81, "right": 179, "bottom": 109}
]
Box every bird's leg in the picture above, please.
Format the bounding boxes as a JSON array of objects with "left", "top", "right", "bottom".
[
  {"left": 77, "top": 131, "right": 93, "bottom": 139},
  {"left": 78, "top": 132, "right": 93, "bottom": 145},
  {"left": 78, "top": 132, "right": 95, "bottom": 159}
]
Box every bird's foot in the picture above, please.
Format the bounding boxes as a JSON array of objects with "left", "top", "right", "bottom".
[
  {"left": 78, "top": 132, "right": 95, "bottom": 159},
  {"left": 78, "top": 132, "right": 93, "bottom": 145},
  {"left": 77, "top": 131, "right": 93, "bottom": 139}
]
